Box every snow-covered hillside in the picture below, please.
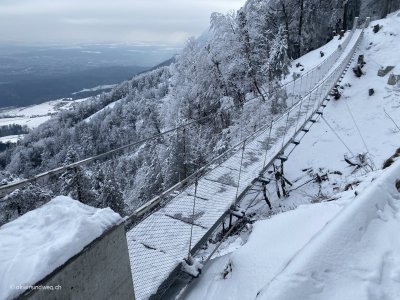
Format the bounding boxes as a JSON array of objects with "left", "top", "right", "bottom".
[
  {"left": 257, "top": 160, "right": 400, "bottom": 300},
  {"left": 284, "top": 31, "right": 352, "bottom": 83},
  {"left": 72, "top": 84, "right": 117, "bottom": 95},
  {"left": 0, "top": 98, "right": 89, "bottom": 143},
  {"left": 183, "top": 11, "right": 400, "bottom": 300}
]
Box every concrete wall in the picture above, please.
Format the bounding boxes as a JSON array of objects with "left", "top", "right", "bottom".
[{"left": 17, "top": 223, "right": 135, "bottom": 300}]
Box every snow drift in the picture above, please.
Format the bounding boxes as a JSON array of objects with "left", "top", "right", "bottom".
[{"left": 0, "top": 196, "right": 122, "bottom": 300}]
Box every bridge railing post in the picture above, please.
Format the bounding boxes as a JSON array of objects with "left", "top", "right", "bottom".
[
  {"left": 365, "top": 17, "right": 371, "bottom": 28},
  {"left": 353, "top": 17, "right": 359, "bottom": 31}
]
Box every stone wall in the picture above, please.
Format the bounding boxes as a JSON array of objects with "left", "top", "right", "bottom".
[{"left": 17, "top": 223, "right": 135, "bottom": 300}]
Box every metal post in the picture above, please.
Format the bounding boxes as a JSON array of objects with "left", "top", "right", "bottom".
[
  {"left": 365, "top": 17, "right": 371, "bottom": 28},
  {"left": 188, "top": 177, "right": 198, "bottom": 258},
  {"left": 234, "top": 140, "right": 246, "bottom": 203},
  {"left": 353, "top": 17, "right": 359, "bottom": 31},
  {"left": 262, "top": 121, "right": 274, "bottom": 169}
]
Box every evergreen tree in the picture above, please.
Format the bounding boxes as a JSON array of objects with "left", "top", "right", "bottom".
[
  {"left": 268, "top": 26, "right": 291, "bottom": 114},
  {"left": 0, "top": 184, "right": 52, "bottom": 226},
  {"left": 99, "top": 163, "right": 125, "bottom": 215},
  {"left": 59, "top": 147, "right": 92, "bottom": 203}
]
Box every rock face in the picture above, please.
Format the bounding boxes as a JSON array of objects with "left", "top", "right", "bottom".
[
  {"left": 292, "top": 72, "right": 301, "bottom": 80},
  {"left": 378, "top": 66, "right": 394, "bottom": 77},
  {"left": 357, "top": 55, "right": 365, "bottom": 66},
  {"left": 353, "top": 65, "right": 363, "bottom": 77},
  {"left": 369, "top": 88, "right": 375, "bottom": 96},
  {"left": 387, "top": 74, "right": 400, "bottom": 85}
]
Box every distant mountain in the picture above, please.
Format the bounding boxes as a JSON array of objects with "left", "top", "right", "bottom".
[{"left": 147, "top": 56, "right": 176, "bottom": 72}]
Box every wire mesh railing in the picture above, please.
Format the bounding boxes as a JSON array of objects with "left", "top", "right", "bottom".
[{"left": 198, "top": 23, "right": 366, "bottom": 274}]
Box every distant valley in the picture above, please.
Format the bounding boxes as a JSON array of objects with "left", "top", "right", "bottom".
[
  {"left": 0, "top": 65, "right": 147, "bottom": 107},
  {"left": 0, "top": 43, "right": 179, "bottom": 108},
  {"left": 0, "top": 97, "right": 90, "bottom": 147}
]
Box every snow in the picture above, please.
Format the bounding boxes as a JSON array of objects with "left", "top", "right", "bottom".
[
  {"left": 72, "top": 84, "right": 116, "bottom": 95},
  {"left": 257, "top": 161, "right": 400, "bottom": 300},
  {"left": 0, "top": 135, "right": 25, "bottom": 144},
  {"left": 285, "top": 30, "right": 352, "bottom": 83},
  {"left": 181, "top": 256, "right": 203, "bottom": 278},
  {"left": 0, "top": 98, "right": 89, "bottom": 143},
  {"left": 0, "top": 115, "right": 52, "bottom": 130},
  {"left": 0, "top": 196, "right": 122, "bottom": 300},
  {"left": 183, "top": 200, "right": 346, "bottom": 299},
  {"left": 0, "top": 98, "right": 89, "bottom": 129},
  {"left": 84, "top": 98, "right": 124, "bottom": 123},
  {"left": 184, "top": 11, "right": 400, "bottom": 300}
]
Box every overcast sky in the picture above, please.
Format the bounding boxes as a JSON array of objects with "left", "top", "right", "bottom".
[{"left": 0, "top": 0, "right": 245, "bottom": 46}]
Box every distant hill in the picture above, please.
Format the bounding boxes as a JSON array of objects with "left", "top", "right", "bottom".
[{"left": 147, "top": 56, "right": 176, "bottom": 72}]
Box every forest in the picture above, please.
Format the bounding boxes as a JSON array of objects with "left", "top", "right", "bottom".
[
  {"left": 0, "top": 0, "right": 398, "bottom": 225},
  {"left": 0, "top": 124, "right": 29, "bottom": 137}
]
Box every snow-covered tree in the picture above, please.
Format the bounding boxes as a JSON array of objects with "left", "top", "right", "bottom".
[
  {"left": 267, "top": 26, "right": 291, "bottom": 114},
  {"left": 0, "top": 184, "right": 52, "bottom": 226},
  {"left": 59, "top": 147, "right": 92, "bottom": 203},
  {"left": 99, "top": 163, "right": 125, "bottom": 215}
]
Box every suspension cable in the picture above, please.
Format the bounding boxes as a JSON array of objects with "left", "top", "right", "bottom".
[
  {"left": 343, "top": 99, "right": 370, "bottom": 154},
  {"left": 321, "top": 116, "right": 355, "bottom": 156},
  {"left": 383, "top": 108, "right": 400, "bottom": 132}
]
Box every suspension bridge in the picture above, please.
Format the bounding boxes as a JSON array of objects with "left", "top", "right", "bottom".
[
  {"left": 0, "top": 18, "right": 367, "bottom": 300},
  {"left": 126, "top": 24, "right": 365, "bottom": 299}
]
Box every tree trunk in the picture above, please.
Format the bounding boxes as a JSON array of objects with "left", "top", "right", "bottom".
[
  {"left": 343, "top": 1, "right": 348, "bottom": 30},
  {"left": 382, "top": 0, "right": 389, "bottom": 18},
  {"left": 254, "top": 81, "right": 267, "bottom": 102},
  {"left": 297, "top": 0, "right": 304, "bottom": 58},
  {"left": 74, "top": 167, "right": 83, "bottom": 202},
  {"left": 281, "top": 1, "right": 291, "bottom": 58}
]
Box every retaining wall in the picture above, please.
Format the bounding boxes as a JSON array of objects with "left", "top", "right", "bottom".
[{"left": 17, "top": 222, "right": 135, "bottom": 300}]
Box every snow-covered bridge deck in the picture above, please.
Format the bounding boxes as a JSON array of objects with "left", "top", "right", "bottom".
[{"left": 126, "top": 28, "right": 363, "bottom": 300}]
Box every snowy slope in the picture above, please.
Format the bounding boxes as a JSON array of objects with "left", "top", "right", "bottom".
[
  {"left": 285, "top": 30, "right": 352, "bottom": 82},
  {"left": 0, "top": 196, "right": 122, "bottom": 300},
  {"left": 84, "top": 97, "right": 125, "bottom": 123},
  {"left": 183, "top": 12, "right": 400, "bottom": 300},
  {"left": 0, "top": 135, "right": 25, "bottom": 144},
  {"left": 257, "top": 159, "right": 400, "bottom": 300},
  {"left": 182, "top": 200, "right": 347, "bottom": 299},
  {"left": 72, "top": 84, "right": 117, "bottom": 95},
  {"left": 0, "top": 98, "right": 89, "bottom": 143}
]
